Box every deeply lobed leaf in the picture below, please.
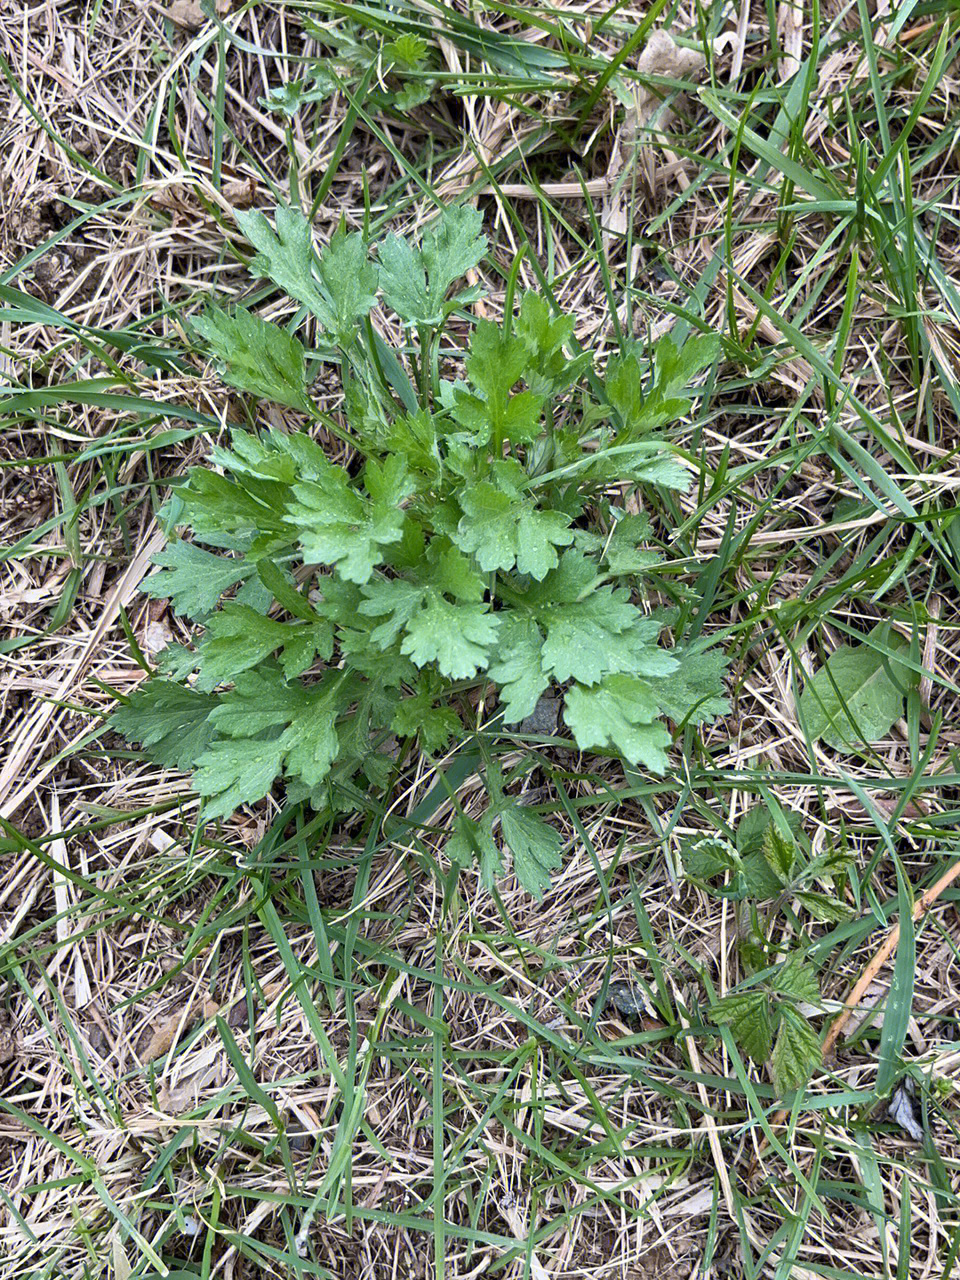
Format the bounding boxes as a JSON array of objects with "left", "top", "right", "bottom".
[{"left": 113, "top": 203, "right": 728, "bottom": 899}]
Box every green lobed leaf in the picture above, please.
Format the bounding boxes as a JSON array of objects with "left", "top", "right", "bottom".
[
  {"left": 709, "top": 990, "right": 775, "bottom": 1063},
  {"left": 736, "top": 806, "right": 774, "bottom": 855},
  {"left": 793, "top": 890, "right": 854, "bottom": 923},
  {"left": 682, "top": 836, "right": 740, "bottom": 881},
  {"left": 277, "top": 682, "right": 343, "bottom": 789},
  {"left": 771, "top": 1004, "right": 822, "bottom": 1095},
  {"left": 452, "top": 320, "right": 544, "bottom": 446},
  {"left": 196, "top": 605, "right": 332, "bottom": 690},
  {"left": 771, "top": 958, "right": 821, "bottom": 1006},
  {"left": 514, "top": 291, "right": 591, "bottom": 394},
  {"left": 740, "top": 851, "right": 787, "bottom": 900},
  {"left": 194, "top": 737, "right": 285, "bottom": 821},
  {"left": 422, "top": 205, "right": 487, "bottom": 301},
  {"left": 401, "top": 595, "right": 499, "bottom": 679},
  {"left": 384, "top": 34, "right": 428, "bottom": 66},
  {"left": 112, "top": 221, "right": 731, "bottom": 851},
  {"left": 524, "top": 552, "right": 671, "bottom": 686},
  {"left": 200, "top": 668, "right": 349, "bottom": 808},
  {"left": 391, "top": 687, "right": 461, "bottom": 754},
  {"left": 155, "top": 643, "right": 198, "bottom": 681},
  {"left": 603, "top": 513, "right": 662, "bottom": 576},
  {"left": 763, "top": 824, "right": 797, "bottom": 881},
  {"left": 487, "top": 615, "right": 549, "bottom": 724},
  {"left": 498, "top": 803, "right": 563, "bottom": 900},
  {"left": 358, "top": 542, "right": 492, "bottom": 677},
  {"left": 454, "top": 481, "right": 573, "bottom": 579},
  {"left": 378, "top": 205, "right": 486, "bottom": 326},
  {"left": 317, "top": 225, "right": 380, "bottom": 338},
  {"left": 110, "top": 682, "right": 218, "bottom": 773},
  {"left": 447, "top": 813, "right": 503, "bottom": 887},
  {"left": 263, "top": 74, "right": 336, "bottom": 117},
  {"left": 191, "top": 305, "right": 312, "bottom": 412},
  {"left": 237, "top": 206, "right": 377, "bottom": 339},
  {"left": 237, "top": 205, "right": 334, "bottom": 326},
  {"left": 563, "top": 675, "right": 671, "bottom": 772},
  {"left": 143, "top": 541, "right": 251, "bottom": 619},
  {"left": 654, "top": 332, "right": 718, "bottom": 398},
  {"left": 287, "top": 455, "right": 413, "bottom": 584},
  {"left": 645, "top": 642, "right": 730, "bottom": 726},
  {"left": 208, "top": 665, "right": 305, "bottom": 737}
]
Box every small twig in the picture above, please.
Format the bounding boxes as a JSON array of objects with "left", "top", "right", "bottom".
[
  {"left": 822, "top": 855, "right": 960, "bottom": 1057},
  {"left": 749, "top": 855, "right": 960, "bottom": 1176},
  {"left": 918, "top": 594, "right": 940, "bottom": 726},
  {"left": 898, "top": 19, "right": 938, "bottom": 41}
]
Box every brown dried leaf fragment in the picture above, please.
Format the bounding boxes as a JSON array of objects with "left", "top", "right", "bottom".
[
  {"left": 604, "top": 30, "right": 708, "bottom": 238},
  {"left": 141, "top": 997, "right": 219, "bottom": 1061},
  {"left": 0, "top": 1010, "right": 17, "bottom": 1066},
  {"left": 165, "top": 0, "right": 232, "bottom": 30}
]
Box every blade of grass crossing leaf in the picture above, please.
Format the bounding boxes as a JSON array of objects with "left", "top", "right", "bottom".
[
  {"left": 201, "top": 1179, "right": 220, "bottom": 1280},
  {"left": 774, "top": 1124, "right": 826, "bottom": 1280},
  {"left": 293, "top": 968, "right": 402, "bottom": 1253},
  {"left": 575, "top": 0, "right": 669, "bottom": 124},
  {"left": 699, "top": 1176, "right": 722, "bottom": 1276},
  {"left": 216, "top": 1016, "right": 281, "bottom": 1127},
  {"left": 877, "top": 851, "right": 916, "bottom": 1096},
  {"left": 577, "top": 170, "right": 622, "bottom": 344},
  {"left": 13, "top": 961, "right": 118, "bottom": 1120},
  {"left": 551, "top": 781, "right": 617, "bottom": 1033},
  {"left": 856, "top": 0, "right": 892, "bottom": 156},
  {"left": 715, "top": 1028, "right": 829, "bottom": 1215},
  {"left": 212, "top": 20, "right": 226, "bottom": 189},
  {"left": 255, "top": 889, "right": 349, "bottom": 1094},
  {"left": 700, "top": 90, "right": 836, "bottom": 203},
  {"left": 433, "top": 945, "right": 446, "bottom": 1279},
  {"left": 723, "top": 80, "right": 758, "bottom": 340},
  {"left": 300, "top": 862, "right": 338, "bottom": 1012},
  {"left": 899, "top": 147, "right": 920, "bottom": 380},
  {"left": 896, "top": 1173, "right": 911, "bottom": 1280},
  {"left": 851, "top": 1126, "right": 890, "bottom": 1274},
  {"left": 560, "top": 1052, "right": 629, "bottom": 1159},
  {"left": 753, "top": 1218, "right": 794, "bottom": 1278},
  {"left": 444, "top": 1045, "right": 534, "bottom": 1187},
  {"left": 630, "top": 888, "right": 676, "bottom": 1023},
  {"left": 325, "top": 818, "right": 386, "bottom": 1224},
  {"left": 734, "top": 1195, "right": 758, "bottom": 1280},
  {"left": 726, "top": 269, "right": 917, "bottom": 475},
  {"left": 842, "top": 776, "right": 916, "bottom": 1096},
  {"left": 940, "top": 1220, "right": 960, "bottom": 1280},
  {"left": 52, "top": 461, "right": 81, "bottom": 566},
  {"left": 872, "top": 27, "right": 949, "bottom": 193},
  {"left": 308, "top": 56, "right": 379, "bottom": 219},
  {"left": 687, "top": 501, "right": 737, "bottom": 642},
  {"left": 830, "top": 248, "right": 860, "bottom": 391}
]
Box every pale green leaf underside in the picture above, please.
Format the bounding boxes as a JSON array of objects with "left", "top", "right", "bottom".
[{"left": 799, "top": 626, "right": 917, "bottom": 750}]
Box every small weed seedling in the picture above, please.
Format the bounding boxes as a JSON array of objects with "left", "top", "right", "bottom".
[
  {"left": 113, "top": 204, "right": 727, "bottom": 895},
  {"left": 685, "top": 806, "right": 856, "bottom": 1094}
]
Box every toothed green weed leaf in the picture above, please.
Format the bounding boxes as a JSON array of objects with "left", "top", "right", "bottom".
[
  {"left": 379, "top": 205, "right": 486, "bottom": 327},
  {"left": 192, "top": 305, "right": 312, "bottom": 412}
]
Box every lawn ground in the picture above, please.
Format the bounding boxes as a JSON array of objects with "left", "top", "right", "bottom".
[{"left": 2, "top": 2, "right": 960, "bottom": 1278}]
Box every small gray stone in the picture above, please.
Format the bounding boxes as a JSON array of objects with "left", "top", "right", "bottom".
[
  {"left": 605, "top": 981, "right": 652, "bottom": 1019},
  {"left": 519, "top": 695, "right": 560, "bottom": 736}
]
